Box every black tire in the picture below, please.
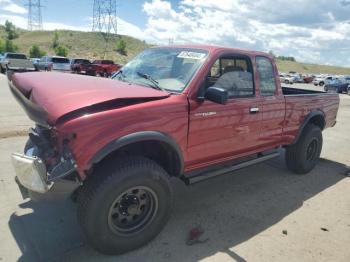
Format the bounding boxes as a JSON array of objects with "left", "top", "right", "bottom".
[
  {"left": 285, "top": 124, "right": 323, "bottom": 174},
  {"left": 77, "top": 157, "right": 173, "bottom": 255},
  {"left": 319, "top": 81, "right": 324, "bottom": 87},
  {"left": 1, "top": 65, "right": 6, "bottom": 74}
]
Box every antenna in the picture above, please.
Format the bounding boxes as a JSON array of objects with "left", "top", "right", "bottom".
[
  {"left": 92, "top": 0, "right": 118, "bottom": 57},
  {"left": 27, "top": 0, "right": 43, "bottom": 31}
]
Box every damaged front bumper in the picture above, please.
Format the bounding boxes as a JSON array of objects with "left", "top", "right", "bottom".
[
  {"left": 11, "top": 143, "right": 77, "bottom": 195},
  {"left": 12, "top": 152, "right": 52, "bottom": 193}
]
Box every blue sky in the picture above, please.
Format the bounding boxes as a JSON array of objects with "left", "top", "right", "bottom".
[{"left": 1, "top": 0, "right": 350, "bottom": 67}]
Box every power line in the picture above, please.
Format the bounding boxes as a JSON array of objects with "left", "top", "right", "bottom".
[
  {"left": 27, "top": 0, "right": 43, "bottom": 31},
  {"left": 92, "top": 0, "right": 117, "bottom": 36}
]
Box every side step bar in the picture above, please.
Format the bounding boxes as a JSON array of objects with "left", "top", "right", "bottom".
[{"left": 185, "top": 150, "right": 281, "bottom": 184}]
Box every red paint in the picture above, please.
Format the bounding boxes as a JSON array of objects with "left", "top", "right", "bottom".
[
  {"left": 91, "top": 60, "right": 122, "bottom": 75},
  {"left": 11, "top": 45, "right": 340, "bottom": 179}
]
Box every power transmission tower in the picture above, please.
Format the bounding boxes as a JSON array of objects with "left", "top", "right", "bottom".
[
  {"left": 92, "top": 0, "right": 118, "bottom": 57},
  {"left": 27, "top": 0, "right": 43, "bottom": 31}
]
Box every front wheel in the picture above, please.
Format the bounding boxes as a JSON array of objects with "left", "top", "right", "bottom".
[
  {"left": 77, "top": 157, "right": 173, "bottom": 255},
  {"left": 285, "top": 124, "right": 323, "bottom": 174}
]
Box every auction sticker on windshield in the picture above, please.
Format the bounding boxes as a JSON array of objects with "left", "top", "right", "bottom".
[{"left": 177, "top": 51, "right": 206, "bottom": 60}]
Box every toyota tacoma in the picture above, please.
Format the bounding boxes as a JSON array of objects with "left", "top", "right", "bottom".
[{"left": 9, "top": 45, "right": 339, "bottom": 255}]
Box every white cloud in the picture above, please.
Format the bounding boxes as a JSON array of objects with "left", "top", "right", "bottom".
[
  {"left": 0, "top": 12, "right": 145, "bottom": 41},
  {"left": 0, "top": 0, "right": 27, "bottom": 14},
  {"left": 141, "top": 0, "right": 350, "bottom": 66}
]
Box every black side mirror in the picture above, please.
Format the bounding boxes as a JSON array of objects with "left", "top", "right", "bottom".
[{"left": 204, "top": 86, "right": 228, "bottom": 105}]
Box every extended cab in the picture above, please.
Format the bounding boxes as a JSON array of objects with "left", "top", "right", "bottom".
[
  {"left": 0, "top": 53, "right": 36, "bottom": 73},
  {"left": 9, "top": 45, "right": 339, "bottom": 255}
]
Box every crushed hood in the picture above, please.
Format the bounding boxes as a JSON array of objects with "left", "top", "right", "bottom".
[{"left": 10, "top": 72, "right": 170, "bottom": 125}]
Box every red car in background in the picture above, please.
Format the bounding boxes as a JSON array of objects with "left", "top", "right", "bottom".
[
  {"left": 303, "top": 75, "right": 315, "bottom": 83},
  {"left": 71, "top": 58, "right": 99, "bottom": 76},
  {"left": 92, "top": 59, "right": 122, "bottom": 77}
]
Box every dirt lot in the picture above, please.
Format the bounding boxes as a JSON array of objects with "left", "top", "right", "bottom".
[{"left": 0, "top": 74, "right": 349, "bottom": 262}]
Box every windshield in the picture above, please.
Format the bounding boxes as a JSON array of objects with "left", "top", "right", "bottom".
[
  {"left": 112, "top": 48, "right": 208, "bottom": 92},
  {"left": 52, "top": 57, "right": 70, "bottom": 63},
  {"left": 7, "top": 53, "right": 27, "bottom": 59}
]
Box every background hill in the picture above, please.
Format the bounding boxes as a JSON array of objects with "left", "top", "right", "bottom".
[
  {"left": 1, "top": 26, "right": 350, "bottom": 75},
  {"left": 0, "top": 26, "right": 150, "bottom": 64}
]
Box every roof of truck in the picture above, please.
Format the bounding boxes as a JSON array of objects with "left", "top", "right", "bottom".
[{"left": 152, "top": 44, "right": 272, "bottom": 58}]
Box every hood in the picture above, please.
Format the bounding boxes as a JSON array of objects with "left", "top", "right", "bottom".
[{"left": 10, "top": 72, "right": 170, "bottom": 125}]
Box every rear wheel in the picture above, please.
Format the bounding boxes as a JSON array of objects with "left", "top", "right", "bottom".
[
  {"left": 285, "top": 124, "right": 322, "bottom": 174},
  {"left": 1, "top": 65, "right": 6, "bottom": 74},
  {"left": 319, "top": 81, "right": 324, "bottom": 87},
  {"left": 77, "top": 157, "right": 173, "bottom": 255}
]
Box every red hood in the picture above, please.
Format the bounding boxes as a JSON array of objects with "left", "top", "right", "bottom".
[{"left": 11, "top": 72, "right": 170, "bottom": 124}]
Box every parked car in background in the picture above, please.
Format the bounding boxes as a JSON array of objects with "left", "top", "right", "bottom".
[
  {"left": 91, "top": 59, "right": 122, "bottom": 77},
  {"left": 303, "top": 75, "right": 315, "bottom": 83},
  {"left": 279, "top": 74, "right": 295, "bottom": 84},
  {"left": 37, "top": 56, "right": 71, "bottom": 72},
  {"left": 313, "top": 76, "right": 333, "bottom": 86},
  {"left": 30, "top": 58, "right": 41, "bottom": 71},
  {"left": 0, "top": 53, "right": 36, "bottom": 74},
  {"left": 293, "top": 74, "right": 304, "bottom": 83},
  {"left": 71, "top": 58, "right": 99, "bottom": 76},
  {"left": 324, "top": 78, "right": 349, "bottom": 93}
]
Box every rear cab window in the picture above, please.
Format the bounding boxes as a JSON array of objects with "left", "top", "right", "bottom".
[
  {"left": 6, "top": 54, "right": 27, "bottom": 59},
  {"left": 52, "top": 57, "right": 70, "bottom": 63},
  {"left": 102, "top": 60, "right": 114, "bottom": 65},
  {"left": 256, "top": 56, "right": 277, "bottom": 96}
]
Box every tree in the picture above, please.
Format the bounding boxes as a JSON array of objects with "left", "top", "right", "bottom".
[
  {"left": 29, "top": 44, "right": 46, "bottom": 58},
  {"left": 52, "top": 30, "right": 59, "bottom": 49},
  {"left": 4, "top": 39, "right": 18, "bottom": 52},
  {"left": 5, "top": 20, "right": 18, "bottom": 40},
  {"left": 55, "top": 44, "right": 68, "bottom": 57},
  {"left": 0, "top": 39, "right": 4, "bottom": 54},
  {"left": 268, "top": 50, "right": 276, "bottom": 58},
  {"left": 116, "top": 39, "right": 127, "bottom": 55}
]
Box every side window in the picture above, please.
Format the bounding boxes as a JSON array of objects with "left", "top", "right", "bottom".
[
  {"left": 256, "top": 56, "right": 277, "bottom": 96},
  {"left": 207, "top": 56, "right": 254, "bottom": 98}
]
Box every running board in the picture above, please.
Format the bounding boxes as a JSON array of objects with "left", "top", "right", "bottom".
[{"left": 185, "top": 151, "right": 281, "bottom": 184}]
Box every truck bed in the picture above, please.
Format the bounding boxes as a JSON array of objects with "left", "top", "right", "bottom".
[
  {"left": 281, "top": 86, "right": 339, "bottom": 144},
  {"left": 282, "top": 86, "right": 325, "bottom": 95}
]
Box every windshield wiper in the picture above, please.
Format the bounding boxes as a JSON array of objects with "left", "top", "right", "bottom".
[
  {"left": 113, "top": 70, "right": 126, "bottom": 79},
  {"left": 136, "top": 71, "right": 165, "bottom": 91}
]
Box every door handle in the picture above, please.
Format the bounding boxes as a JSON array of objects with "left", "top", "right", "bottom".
[{"left": 250, "top": 107, "right": 260, "bottom": 114}]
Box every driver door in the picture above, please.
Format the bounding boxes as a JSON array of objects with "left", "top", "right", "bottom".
[{"left": 187, "top": 54, "right": 262, "bottom": 170}]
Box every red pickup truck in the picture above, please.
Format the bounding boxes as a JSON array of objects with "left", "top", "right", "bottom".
[
  {"left": 91, "top": 59, "right": 122, "bottom": 77},
  {"left": 9, "top": 45, "right": 339, "bottom": 255}
]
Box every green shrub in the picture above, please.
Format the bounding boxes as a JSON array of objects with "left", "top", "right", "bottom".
[
  {"left": 5, "top": 20, "right": 18, "bottom": 40},
  {"left": 52, "top": 30, "right": 59, "bottom": 49},
  {"left": 4, "top": 39, "right": 18, "bottom": 52},
  {"left": 29, "top": 44, "right": 46, "bottom": 58},
  {"left": 0, "top": 39, "right": 4, "bottom": 53},
  {"left": 116, "top": 39, "right": 127, "bottom": 55},
  {"left": 55, "top": 44, "right": 68, "bottom": 57}
]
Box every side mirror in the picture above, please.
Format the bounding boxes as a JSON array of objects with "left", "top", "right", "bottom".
[{"left": 204, "top": 86, "right": 228, "bottom": 105}]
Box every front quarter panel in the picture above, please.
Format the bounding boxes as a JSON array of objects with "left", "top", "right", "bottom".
[{"left": 56, "top": 94, "right": 189, "bottom": 178}]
